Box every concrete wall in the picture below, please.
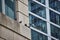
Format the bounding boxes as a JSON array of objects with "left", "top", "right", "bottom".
[
  {"left": 0, "top": 13, "right": 30, "bottom": 40},
  {"left": 0, "top": 26, "right": 28, "bottom": 40},
  {"left": 0, "top": 38, "right": 4, "bottom": 40},
  {"left": 0, "top": 0, "right": 31, "bottom": 40},
  {"left": 16, "top": 0, "right": 31, "bottom": 39}
]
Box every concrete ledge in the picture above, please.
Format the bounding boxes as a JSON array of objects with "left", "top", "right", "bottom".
[
  {"left": 0, "top": 26, "right": 30, "bottom": 40},
  {"left": 0, "top": 13, "right": 20, "bottom": 33},
  {"left": 0, "top": 13, "right": 31, "bottom": 40}
]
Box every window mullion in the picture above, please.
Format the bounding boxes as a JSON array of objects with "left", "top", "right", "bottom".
[
  {"left": 45, "top": 0, "right": 51, "bottom": 40},
  {"left": 2, "top": 0, "right": 5, "bottom": 14}
]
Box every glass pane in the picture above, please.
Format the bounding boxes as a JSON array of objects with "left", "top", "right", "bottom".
[
  {"left": 5, "top": 0, "right": 16, "bottom": 19},
  {"left": 29, "top": 0, "right": 46, "bottom": 19},
  {"left": 31, "top": 30, "right": 48, "bottom": 40},
  {"left": 37, "top": 0, "right": 45, "bottom": 4},
  {"left": 29, "top": 14, "right": 47, "bottom": 33},
  {"left": 49, "top": 0, "right": 60, "bottom": 12},
  {"left": 51, "top": 39, "right": 55, "bottom": 40},
  {"left": 0, "top": 0, "right": 2, "bottom": 12},
  {"left": 50, "top": 24, "right": 60, "bottom": 40},
  {"left": 50, "top": 10, "right": 60, "bottom": 26}
]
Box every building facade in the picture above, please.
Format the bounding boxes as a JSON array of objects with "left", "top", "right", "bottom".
[
  {"left": 0, "top": 0, "right": 31, "bottom": 40},
  {"left": 0, "top": 0, "right": 60, "bottom": 40},
  {"left": 29, "top": 0, "right": 60, "bottom": 40}
]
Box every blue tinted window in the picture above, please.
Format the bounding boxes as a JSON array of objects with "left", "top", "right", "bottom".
[
  {"left": 51, "top": 39, "right": 55, "bottom": 40},
  {"left": 5, "top": 0, "right": 16, "bottom": 19},
  {"left": 0, "top": 0, "right": 2, "bottom": 12},
  {"left": 49, "top": 0, "right": 60, "bottom": 12},
  {"left": 50, "top": 10, "right": 60, "bottom": 26},
  {"left": 37, "top": 0, "right": 45, "bottom": 4},
  {"left": 51, "top": 24, "right": 60, "bottom": 40},
  {"left": 29, "top": 0, "right": 46, "bottom": 19},
  {"left": 30, "top": 14, "right": 47, "bottom": 33},
  {"left": 29, "top": 0, "right": 47, "bottom": 40},
  {"left": 31, "top": 30, "right": 48, "bottom": 40}
]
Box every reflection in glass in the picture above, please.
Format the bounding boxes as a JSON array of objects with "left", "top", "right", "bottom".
[
  {"left": 51, "top": 39, "right": 55, "bottom": 40},
  {"left": 0, "top": 0, "right": 2, "bottom": 12},
  {"left": 29, "top": 0, "right": 46, "bottom": 18},
  {"left": 50, "top": 10, "right": 60, "bottom": 26},
  {"left": 51, "top": 24, "right": 60, "bottom": 40},
  {"left": 31, "top": 30, "right": 48, "bottom": 40},
  {"left": 37, "top": 0, "right": 45, "bottom": 4},
  {"left": 49, "top": 0, "right": 60, "bottom": 12},
  {"left": 5, "top": 0, "right": 16, "bottom": 19},
  {"left": 29, "top": 14, "right": 47, "bottom": 33}
]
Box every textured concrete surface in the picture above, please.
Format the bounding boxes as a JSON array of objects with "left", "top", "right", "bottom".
[
  {"left": 16, "top": 0, "right": 31, "bottom": 39},
  {"left": 0, "top": 0, "right": 31, "bottom": 40}
]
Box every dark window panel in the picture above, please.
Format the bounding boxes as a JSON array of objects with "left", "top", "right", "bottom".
[
  {"left": 50, "top": 10, "right": 60, "bottom": 26},
  {"left": 0, "top": 0, "right": 2, "bottom": 12},
  {"left": 5, "top": 0, "right": 16, "bottom": 19},
  {"left": 49, "top": 0, "right": 60, "bottom": 12},
  {"left": 37, "top": 0, "right": 45, "bottom": 4},
  {"left": 31, "top": 30, "right": 48, "bottom": 40},
  {"left": 51, "top": 24, "right": 60, "bottom": 40},
  {"left": 29, "top": 0, "right": 46, "bottom": 19},
  {"left": 29, "top": 14, "right": 47, "bottom": 33}
]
